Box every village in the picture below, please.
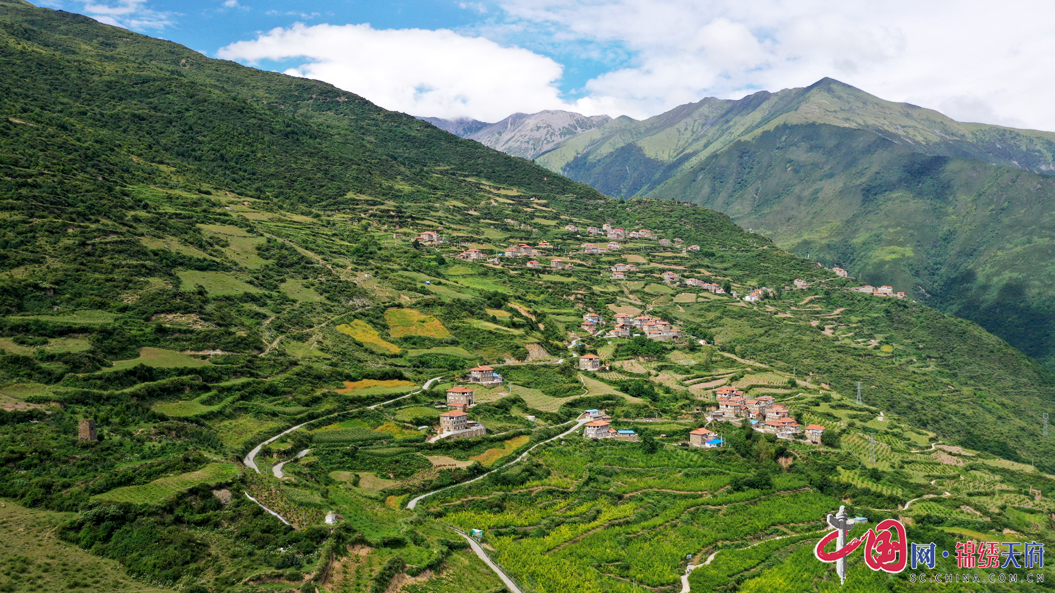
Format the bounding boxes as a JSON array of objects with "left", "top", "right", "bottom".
[{"left": 432, "top": 360, "right": 827, "bottom": 449}]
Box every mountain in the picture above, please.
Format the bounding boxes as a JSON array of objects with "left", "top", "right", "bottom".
[
  {"left": 533, "top": 79, "right": 1055, "bottom": 370},
  {"left": 425, "top": 109, "right": 613, "bottom": 159},
  {"left": 416, "top": 115, "right": 492, "bottom": 137},
  {"left": 1, "top": 3, "right": 1053, "bottom": 592}
]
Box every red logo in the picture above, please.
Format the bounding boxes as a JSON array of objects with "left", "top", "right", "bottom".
[{"left": 815, "top": 517, "right": 907, "bottom": 582}]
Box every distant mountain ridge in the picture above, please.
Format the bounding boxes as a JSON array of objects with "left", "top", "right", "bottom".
[
  {"left": 417, "top": 116, "right": 492, "bottom": 137},
  {"left": 419, "top": 110, "right": 612, "bottom": 159}
]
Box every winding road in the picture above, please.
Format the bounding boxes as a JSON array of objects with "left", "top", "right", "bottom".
[
  {"left": 243, "top": 376, "right": 443, "bottom": 474},
  {"left": 451, "top": 528, "right": 523, "bottom": 593},
  {"left": 406, "top": 417, "right": 589, "bottom": 510}
]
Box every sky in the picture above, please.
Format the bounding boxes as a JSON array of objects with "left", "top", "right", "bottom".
[{"left": 35, "top": 0, "right": 1055, "bottom": 130}]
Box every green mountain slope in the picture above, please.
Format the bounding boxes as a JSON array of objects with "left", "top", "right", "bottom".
[
  {"left": 536, "top": 79, "right": 1055, "bottom": 369},
  {"left": 0, "top": 2, "right": 1051, "bottom": 592}
]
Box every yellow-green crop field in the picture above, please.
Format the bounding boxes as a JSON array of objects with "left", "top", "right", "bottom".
[
  {"left": 336, "top": 320, "right": 402, "bottom": 353},
  {"left": 385, "top": 308, "right": 452, "bottom": 338}
]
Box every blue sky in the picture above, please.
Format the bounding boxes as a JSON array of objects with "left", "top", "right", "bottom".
[{"left": 33, "top": 0, "right": 1055, "bottom": 130}]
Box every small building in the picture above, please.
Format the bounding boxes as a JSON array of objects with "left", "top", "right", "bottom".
[
  {"left": 583, "top": 313, "right": 604, "bottom": 324},
  {"left": 851, "top": 285, "right": 875, "bottom": 294},
  {"left": 468, "top": 365, "right": 503, "bottom": 386},
  {"left": 537, "top": 242, "right": 553, "bottom": 250},
  {"left": 584, "top": 420, "right": 612, "bottom": 439},
  {"left": 613, "top": 429, "right": 639, "bottom": 442},
  {"left": 565, "top": 224, "right": 579, "bottom": 232},
  {"left": 716, "top": 386, "right": 744, "bottom": 400},
  {"left": 704, "top": 438, "right": 724, "bottom": 448},
  {"left": 581, "top": 243, "right": 602, "bottom": 254},
  {"left": 794, "top": 279, "right": 809, "bottom": 289},
  {"left": 602, "top": 223, "right": 612, "bottom": 232},
  {"left": 578, "top": 409, "right": 610, "bottom": 422},
  {"left": 579, "top": 354, "right": 601, "bottom": 371},
  {"left": 687, "top": 245, "right": 700, "bottom": 251},
  {"left": 659, "top": 238, "right": 672, "bottom": 247},
  {"left": 527, "top": 260, "right": 542, "bottom": 268},
  {"left": 439, "top": 410, "right": 468, "bottom": 433},
  {"left": 765, "top": 404, "right": 790, "bottom": 421},
  {"left": 832, "top": 267, "right": 849, "bottom": 277},
  {"left": 416, "top": 231, "right": 440, "bottom": 243},
  {"left": 446, "top": 385, "right": 475, "bottom": 408},
  {"left": 611, "top": 271, "right": 626, "bottom": 280},
  {"left": 607, "top": 242, "right": 621, "bottom": 251},
  {"left": 438, "top": 410, "right": 487, "bottom": 439},
  {"left": 78, "top": 419, "right": 97, "bottom": 442},
  {"left": 458, "top": 248, "right": 486, "bottom": 261},
  {"left": 674, "top": 238, "right": 684, "bottom": 245},
  {"left": 661, "top": 271, "right": 680, "bottom": 284},
  {"left": 689, "top": 427, "right": 715, "bottom": 447},
  {"left": 608, "top": 324, "right": 631, "bottom": 338},
  {"left": 875, "top": 285, "right": 895, "bottom": 296},
  {"left": 587, "top": 226, "right": 603, "bottom": 235},
  {"left": 551, "top": 259, "right": 565, "bottom": 269},
  {"left": 581, "top": 321, "right": 597, "bottom": 334},
  {"left": 805, "top": 424, "right": 826, "bottom": 444}
]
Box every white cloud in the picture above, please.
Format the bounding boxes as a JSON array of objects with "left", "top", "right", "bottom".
[
  {"left": 212, "top": 0, "right": 1055, "bottom": 131},
  {"left": 76, "top": 0, "right": 173, "bottom": 29},
  {"left": 222, "top": 0, "right": 238, "bottom": 8},
  {"left": 493, "top": 0, "right": 1055, "bottom": 131},
  {"left": 217, "top": 23, "right": 580, "bottom": 121}
]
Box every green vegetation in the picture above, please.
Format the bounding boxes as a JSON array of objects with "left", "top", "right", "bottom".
[{"left": 0, "top": 4, "right": 1050, "bottom": 592}]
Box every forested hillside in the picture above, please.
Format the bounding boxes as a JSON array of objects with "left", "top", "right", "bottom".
[{"left": 0, "top": 2, "right": 1051, "bottom": 592}]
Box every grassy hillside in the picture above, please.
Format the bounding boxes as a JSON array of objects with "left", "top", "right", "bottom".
[
  {"left": 534, "top": 79, "right": 1055, "bottom": 370},
  {"left": 0, "top": 2, "right": 1051, "bottom": 592}
]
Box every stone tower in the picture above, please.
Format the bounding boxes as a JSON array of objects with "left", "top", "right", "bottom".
[{"left": 78, "top": 419, "right": 97, "bottom": 442}]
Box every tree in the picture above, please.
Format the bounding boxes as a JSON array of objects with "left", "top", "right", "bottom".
[
  {"left": 722, "top": 280, "right": 732, "bottom": 294},
  {"left": 640, "top": 433, "right": 658, "bottom": 454},
  {"left": 821, "top": 429, "right": 841, "bottom": 448}
]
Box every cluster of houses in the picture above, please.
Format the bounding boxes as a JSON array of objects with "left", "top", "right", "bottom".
[
  {"left": 610, "top": 262, "right": 640, "bottom": 280},
  {"left": 581, "top": 312, "right": 606, "bottom": 335},
  {"left": 851, "top": 285, "right": 906, "bottom": 299},
  {"left": 580, "top": 409, "right": 640, "bottom": 441},
  {"left": 604, "top": 313, "right": 681, "bottom": 341},
  {"left": 710, "top": 387, "right": 827, "bottom": 443},
  {"left": 743, "top": 288, "right": 772, "bottom": 303},
  {"left": 435, "top": 384, "right": 486, "bottom": 440},
  {"left": 684, "top": 278, "right": 726, "bottom": 293},
  {"left": 581, "top": 242, "right": 621, "bottom": 254}
]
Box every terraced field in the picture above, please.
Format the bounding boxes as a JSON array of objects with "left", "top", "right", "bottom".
[
  {"left": 93, "top": 463, "right": 239, "bottom": 504},
  {"left": 106, "top": 348, "right": 211, "bottom": 371}
]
